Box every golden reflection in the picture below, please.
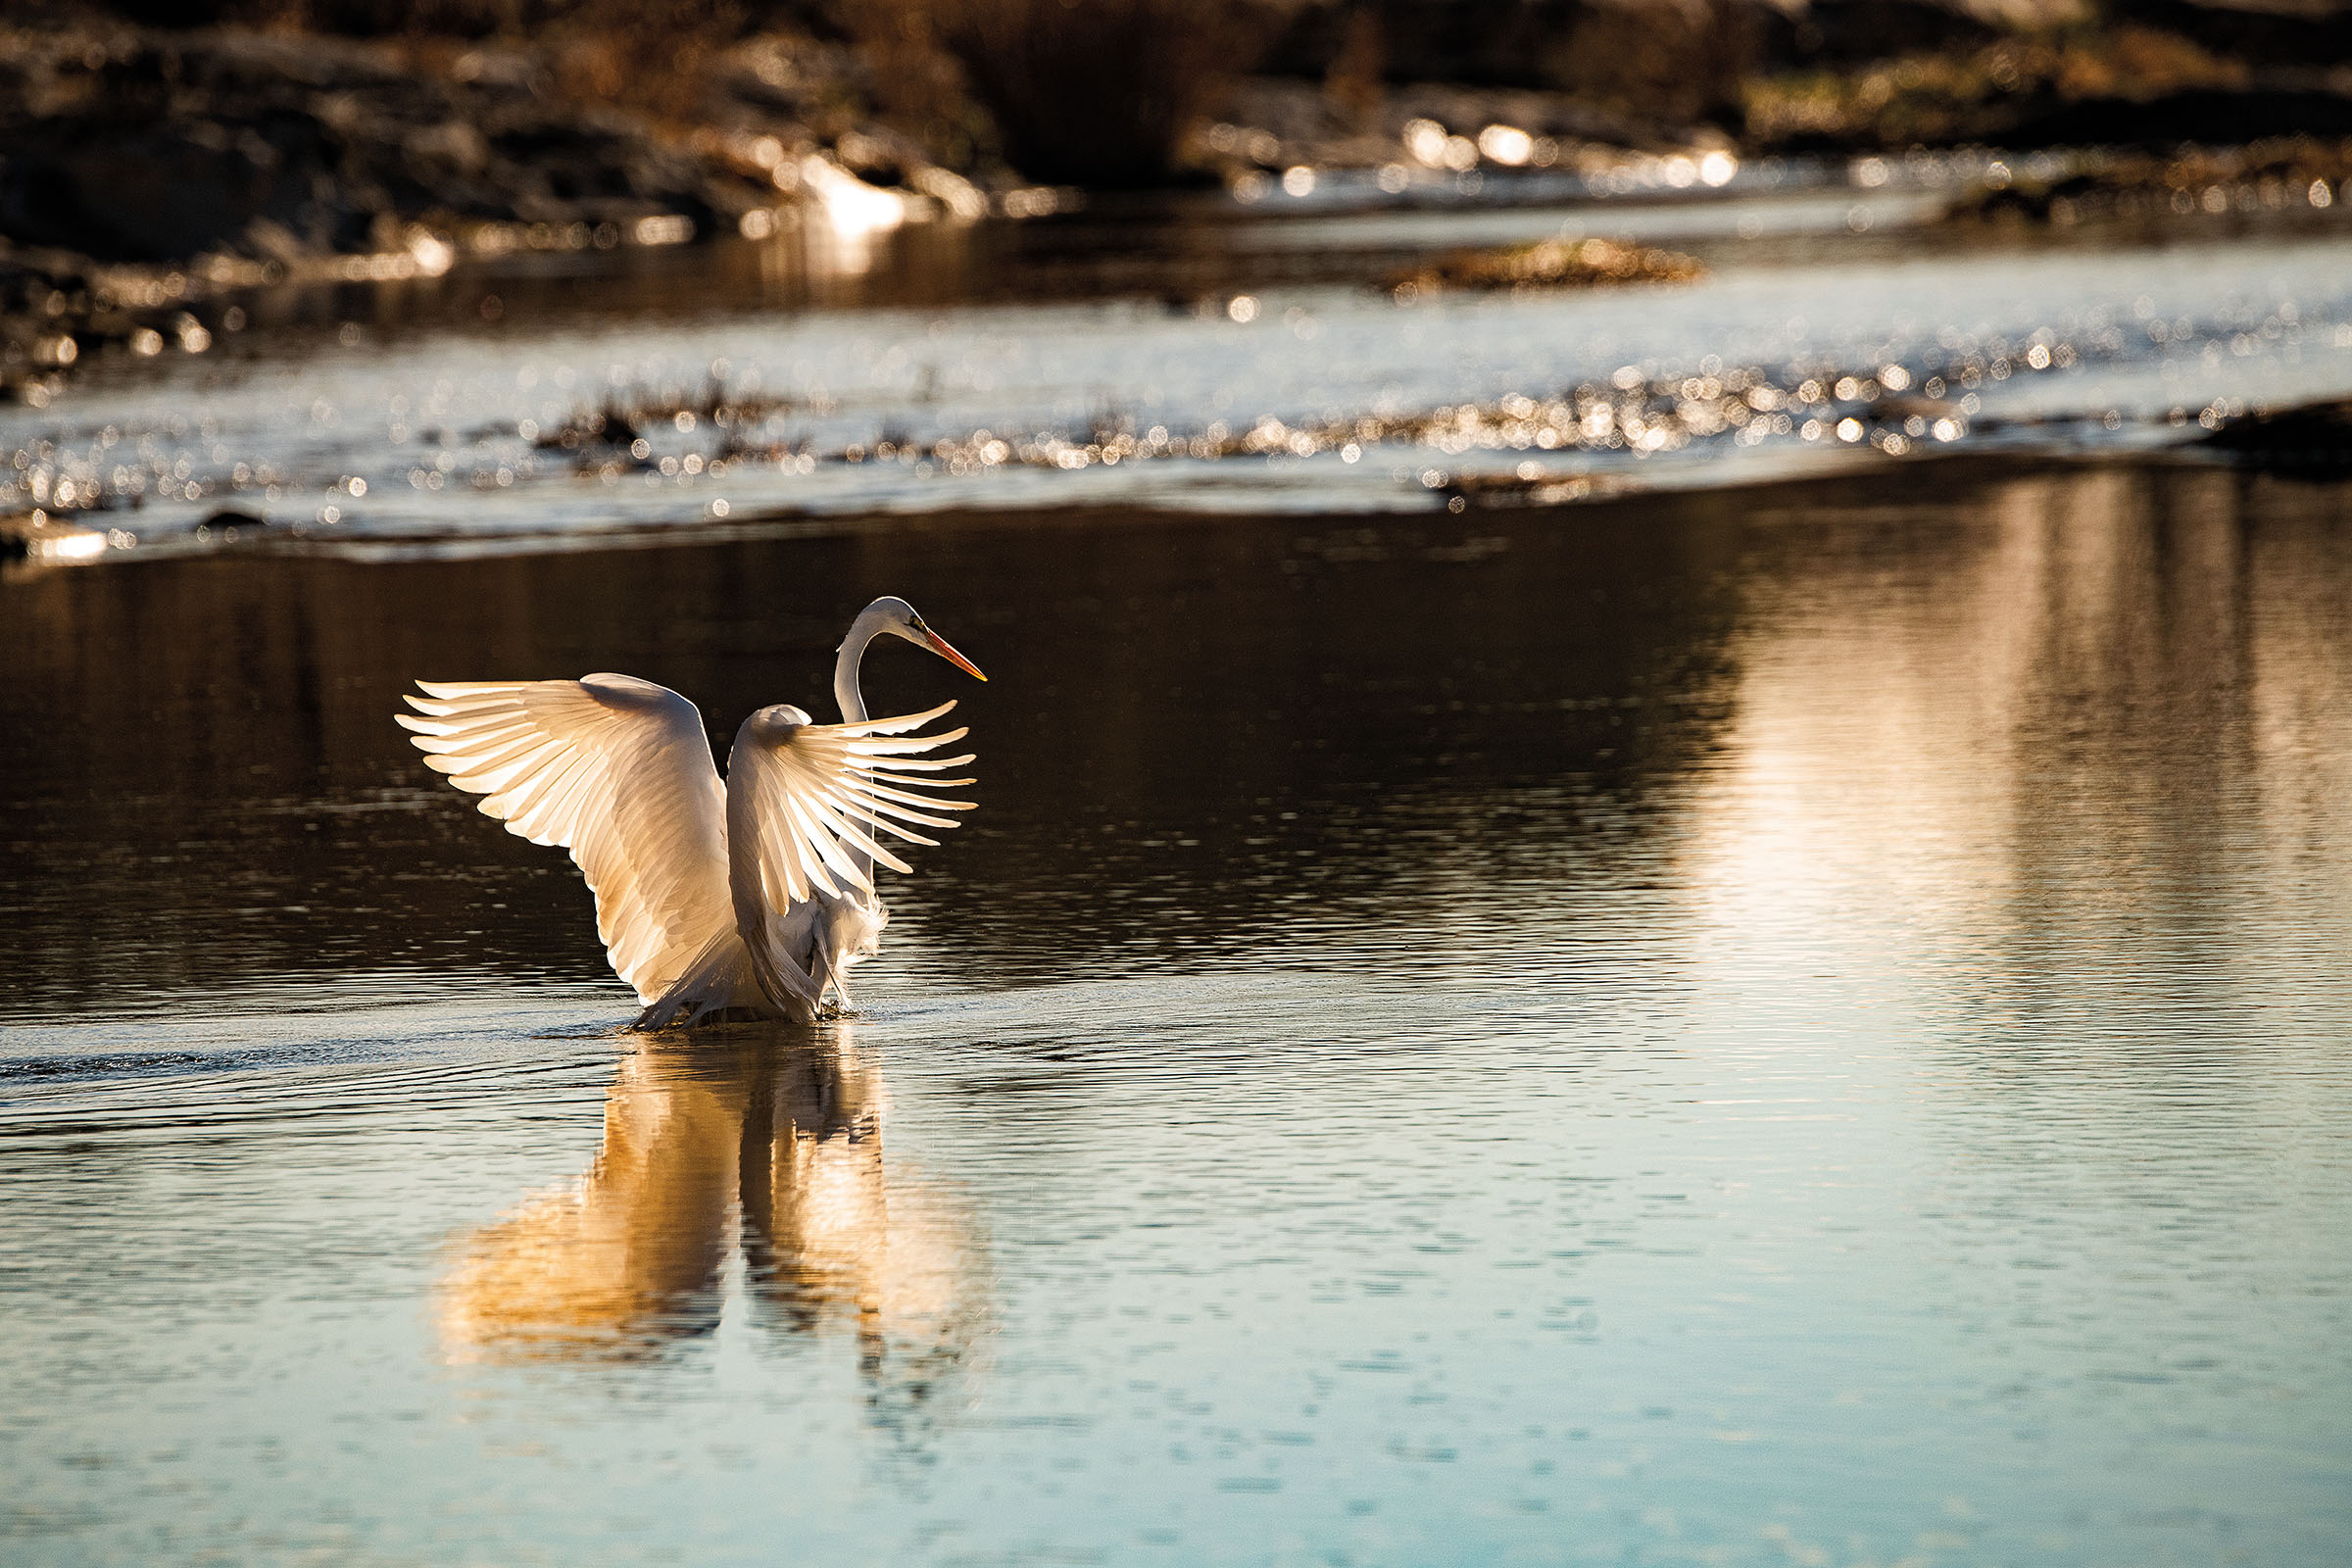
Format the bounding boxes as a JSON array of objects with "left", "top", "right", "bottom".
[
  {"left": 438, "top": 1025, "right": 985, "bottom": 1391},
  {"left": 1683, "top": 467, "right": 2352, "bottom": 997}
]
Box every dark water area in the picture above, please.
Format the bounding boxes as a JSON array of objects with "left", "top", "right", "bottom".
[
  {"left": 5, "top": 458, "right": 2352, "bottom": 1563},
  {"left": 5, "top": 471, "right": 1742, "bottom": 1018}
]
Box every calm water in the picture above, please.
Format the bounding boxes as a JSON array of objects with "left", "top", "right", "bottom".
[{"left": 5, "top": 458, "right": 2352, "bottom": 1564}]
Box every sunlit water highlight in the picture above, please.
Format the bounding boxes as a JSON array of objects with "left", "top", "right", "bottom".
[
  {"left": 4, "top": 460, "right": 2349, "bottom": 1563},
  {"left": 6, "top": 182, "right": 2349, "bottom": 555}
]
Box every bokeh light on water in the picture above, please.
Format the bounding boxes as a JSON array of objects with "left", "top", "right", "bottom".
[{"left": 5, "top": 174, "right": 2350, "bottom": 554}]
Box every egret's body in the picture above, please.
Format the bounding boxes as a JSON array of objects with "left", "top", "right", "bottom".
[{"left": 399, "top": 597, "right": 984, "bottom": 1026}]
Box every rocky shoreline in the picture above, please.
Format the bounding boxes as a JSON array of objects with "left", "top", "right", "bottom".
[
  {"left": 8, "top": 1, "right": 2352, "bottom": 402},
  {"left": 0, "top": 13, "right": 1018, "bottom": 403}
]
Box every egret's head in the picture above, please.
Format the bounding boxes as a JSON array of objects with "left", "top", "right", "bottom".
[{"left": 865, "top": 596, "right": 987, "bottom": 681}]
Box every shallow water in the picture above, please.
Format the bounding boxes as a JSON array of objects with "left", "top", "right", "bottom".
[
  {"left": 5, "top": 458, "right": 2350, "bottom": 1564},
  {"left": 7, "top": 175, "right": 2349, "bottom": 554}
]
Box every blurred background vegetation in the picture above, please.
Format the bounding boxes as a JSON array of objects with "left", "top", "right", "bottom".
[
  {"left": 23, "top": 0, "right": 2351, "bottom": 190},
  {"left": 2, "top": 0, "right": 2347, "bottom": 366}
]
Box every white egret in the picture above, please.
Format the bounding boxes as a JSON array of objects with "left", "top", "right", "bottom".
[{"left": 398, "top": 596, "right": 984, "bottom": 1026}]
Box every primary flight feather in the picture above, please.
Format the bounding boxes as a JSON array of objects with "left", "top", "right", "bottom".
[{"left": 398, "top": 596, "right": 984, "bottom": 1026}]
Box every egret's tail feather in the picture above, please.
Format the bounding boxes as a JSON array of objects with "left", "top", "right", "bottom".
[{"left": 636, "top": 931, "right": 794, "bottom": 1029}]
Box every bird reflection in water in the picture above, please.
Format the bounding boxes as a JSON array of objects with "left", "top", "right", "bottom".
[{"left": 438, "top": 1024, "right": 984, "bottom": 1417}]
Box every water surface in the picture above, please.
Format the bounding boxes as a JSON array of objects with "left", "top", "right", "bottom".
[
  {"left": 5, "top": 458, "right": 2350, "bottom": 1563},
  {"left": 8, "top": 174, "right": 2348, "bottom": 551}
]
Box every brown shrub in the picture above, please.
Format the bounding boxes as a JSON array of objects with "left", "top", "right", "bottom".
[{"left": 921, "top": 0, "right": 1271, "bottom": 187}]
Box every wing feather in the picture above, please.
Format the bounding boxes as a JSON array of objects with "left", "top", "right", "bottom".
[
  {"left": 493, "top": 745, "right": 591, "bottom": 835},
  {"left": 724, "top": 700, "right": 976, "bottom": 967},
  {"left": 400, "top": 674, "right": 735, "bottom": 1004},
  {"left": 510, "top": 756, "right": 601, "bottom": 845},
  {"left": 808, "top": 782, "right": 947, "bottom": 843},
  {"left": 858, "top": 759, "right": 977, "bottom": 778},
  {"left": 850, "top": 778, "right": 974, "bottom": 820},
  {"left": 798, "top": 784, "right": 916, "bottom": 872},
  {"left": 834, "top": 701, "right": 959, "bottom": 736},
  {"left": 450, "top": 735, "right": 571, "bottom": 797},
  {"left": 815, "top": 784, "right": 952, "bottom": 840}
]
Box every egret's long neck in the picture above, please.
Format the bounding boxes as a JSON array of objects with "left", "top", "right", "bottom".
[
  {"left": 833, "top": 611, "right": 887, "bottom": 723},
  {"left": 831, "top": 609, "right": 894, "bottom": 894}
]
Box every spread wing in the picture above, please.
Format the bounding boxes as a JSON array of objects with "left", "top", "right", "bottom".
[
  {"left": 725, "top": 700, "right": 977, "bottom": 911},
  {"left": 398, "top": 674, "right": 736, "bottom": 1003}
]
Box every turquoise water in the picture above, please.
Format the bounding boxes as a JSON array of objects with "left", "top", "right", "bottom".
[{"left": 5, "top": 458, "right": 2349, "bottom": 1563}]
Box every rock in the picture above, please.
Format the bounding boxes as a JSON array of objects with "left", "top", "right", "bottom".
[
  {"left": 405, "top": 120, "right": 493, "bottom": 176},
  {"left": 1793, "top": 0, "right": 2005, "bottom": 66},
  {"left": 1259, "top": 0, "right": 1793, "bottom": 131},
  {"left": 1, "top": 125, "right": 319, "bottom": 262},
  {"left": 2006, "top": 87, "right": 2352, "bottom": 149},
  {"left": 0, "top": 18, "right": 951, "bottom": 280},
  {"left": 2199, "top": 396, "right": 2352, "bottom": 475}
]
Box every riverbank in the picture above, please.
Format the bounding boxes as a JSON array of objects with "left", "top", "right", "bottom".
[
  {"left": 0, "top": 8, "right": 1026, "bottom": 402},
  {"left": 10, "top": 1, "right": 2352, "bottom": 405}
]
